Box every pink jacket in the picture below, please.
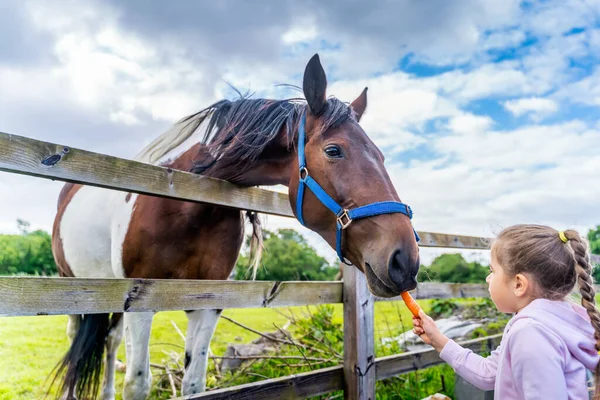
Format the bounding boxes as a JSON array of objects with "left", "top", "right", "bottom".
[{"left": 440, "top": 298, "right": 598, "bottom": 399}]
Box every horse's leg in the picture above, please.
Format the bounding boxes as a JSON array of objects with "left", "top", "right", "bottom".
[
  {"left": 181, "top": 309, "right": 222, "bottom": 395},
  {"left": 102, "top": 313, "right": 124, "bottom": 400},
  {"left": 122, "top": 312, "right": 154, "bottom": 400},
  {"left": 183, "top": 310, "right": 201, "bottom": 370}
]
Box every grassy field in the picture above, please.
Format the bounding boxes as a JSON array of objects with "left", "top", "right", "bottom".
[{"left": 0, "top": 300, "right": 434, "bottom": 400}]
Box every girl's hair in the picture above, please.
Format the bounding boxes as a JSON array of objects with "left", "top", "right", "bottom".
[{"left": 492, "top": 224, "right": 600, "bottom": 398}]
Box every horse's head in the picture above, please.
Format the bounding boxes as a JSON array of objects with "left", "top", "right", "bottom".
[{"left": 289, "top": 54, "right": 420, "bottom": 297}]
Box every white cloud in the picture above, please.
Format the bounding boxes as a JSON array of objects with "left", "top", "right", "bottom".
[
  {"left": 390, "top": 120, "right": 600, "bottom": 244},
  {"left": 2, "top": 0, "right": 600, "bottom": 272},
  {"left": 447, "top": 114, "right": 494, "bottom": 135},
  {"left": 503, "top": 97, "right": 559, "bottom": 121},
  {"left": 555, "top": 66, "right": 600, "bottom": 107},
  {"left": 329, "top": 73, "right": 460, "bottom": 152},
  {"left": 282, "top": 23, "right": 318, "bottom": 45},
  {"left": 482, "top": 29, "right": 526, "bottom": 51},
  {"left": 432, "top": 62, "right": 543, "bottom": 103}
]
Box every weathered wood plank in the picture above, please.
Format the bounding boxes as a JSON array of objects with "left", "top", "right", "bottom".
[
  {"left": 0, "top": 278, "right": 342, "bottom": 317},
  {"left": 181, "top": 335, "right": 502, "bottom": 399},
  {"left": 1, "top": 131, "right": 502, "bottom": 250},
  {"left": 343, "top": 264, "right": 375, "bottom": 400},
  {"left": 376, "top": 334, "right": 502, "bottom": 380},
  {"left": 4, "top": 277, "right": 597, "bottom": 316},
  {"left": 417, "top": 231, "right": 491, "bottom": 250},
  {"left": 0, "top": 131, "right": 293, "bottom": 216},
  {"left": 178, "top": 365, "right": 343, "bottom": 399}
]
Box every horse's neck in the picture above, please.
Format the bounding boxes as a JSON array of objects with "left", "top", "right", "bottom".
[
  {"left": 166, "top": 135, "right": 294, "bottom": 187},
  {"left": 227, "top": 146, "right": 294, "bottom": 187}
]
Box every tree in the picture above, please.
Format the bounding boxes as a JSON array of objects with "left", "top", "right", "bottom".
[
  {"left": 234, "top": 228, "right": 338, "bottom": 281},
  {"left": 588, "top": 225, "right": 600, "bottom": 281},
  {"left": 417, "top": 253, "right": 489, "bottom": 283},
  {"left": 0, "top": 220, "right": 57, "bottom": 276},
  {"left": 588, "top": 225, "right": 600, "bottom": 256}
]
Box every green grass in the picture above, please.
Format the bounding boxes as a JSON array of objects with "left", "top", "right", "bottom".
[{"left": 0, "top": 300, "right": 435, "bottom": 400}]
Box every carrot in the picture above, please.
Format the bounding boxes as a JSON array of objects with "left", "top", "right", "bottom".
[{"left": 401, "top": 291, "right": 422, "bottom": 317}]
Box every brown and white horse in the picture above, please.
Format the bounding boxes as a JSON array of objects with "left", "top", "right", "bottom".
[{"left": 49, "top": 54, "right": 420, "bottom": 400}]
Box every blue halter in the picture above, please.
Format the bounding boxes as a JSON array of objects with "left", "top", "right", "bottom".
[{"left": 295, "top": 113, "right": 420, "bottom": 264}]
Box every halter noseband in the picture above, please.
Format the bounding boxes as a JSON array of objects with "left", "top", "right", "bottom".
[{"left": 295, "top": 113, "right": 420, "bottom": 264}]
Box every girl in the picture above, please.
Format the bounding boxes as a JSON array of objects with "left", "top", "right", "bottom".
[{"left": 412, "top": 225, "right": 600, "bottom": 399}]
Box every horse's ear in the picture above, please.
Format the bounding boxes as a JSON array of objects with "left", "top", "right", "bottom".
[
  {"left": 303, "top": 54, "right": 327, "bottom": 116},
  {"left": 350, "top": 87, "right": 368, "bottom": 122}
]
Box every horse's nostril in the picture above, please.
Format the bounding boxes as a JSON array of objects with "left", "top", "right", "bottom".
[
  {"left": 390, "top": 249, "right": 403, "bottom": 268},
  {"left": 388, "top": 248, "right": 417, "bottom": 291},
  {"left": 388, "top": 249, "right": 404, "bottom": 286}
]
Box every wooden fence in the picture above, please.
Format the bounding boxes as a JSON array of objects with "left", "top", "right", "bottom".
[{"left": 0, "top": 130, "right": 597, "bottom": 399}]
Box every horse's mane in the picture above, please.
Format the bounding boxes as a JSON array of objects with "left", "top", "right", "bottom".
[
  {"left": 132, "top": 91, "right": 354, "bottom": 281},
  {"left": 134, "top": 92, "right": 355, "bottom": 176}
]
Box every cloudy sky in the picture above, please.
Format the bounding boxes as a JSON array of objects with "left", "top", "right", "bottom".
[{"left": 1, "top": 0, "right": 599, "bottom": 265}]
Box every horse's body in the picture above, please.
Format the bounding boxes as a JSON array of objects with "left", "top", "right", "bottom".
[{"left": 50, "top": 54, "right": 421, "bottom": 400}]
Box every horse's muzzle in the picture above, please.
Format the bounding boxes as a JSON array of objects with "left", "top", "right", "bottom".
[{"left": 387, "top": 249, "right": 419, "bottom": 292}]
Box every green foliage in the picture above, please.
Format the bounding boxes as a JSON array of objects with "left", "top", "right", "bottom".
[
  {"left": 234, "top": 228, "right": 338, "bottom": 281},
  {"left": 588, "top": 225, "right": 600, "bottom": 282},
  {"left": 461, "top": 298, "right": 506, "bottom": 320},
  {"left": 428, "top": 299, "right": 459, "bottom": 319},
  {"left": 0, "top": 220, "right": 57, "bottom": 276},
  {"left": 198, "top": 304, "right": 454, "bottom": 400},
  {"left": 375, "top": 364, "right": 455, "bottom": 400},
  {"left": 417, "top": 253, "right": 489, "bottom": 283},
  {"left": 589, "top": 225, "right": 600, "bottom": 256},
  {"left": 293, "top": 304, "right": 344, "bottom": 352}
]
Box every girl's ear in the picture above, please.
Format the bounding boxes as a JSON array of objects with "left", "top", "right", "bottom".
[{"left": 513, "top": 273, "right": 530, "bottom": 297}]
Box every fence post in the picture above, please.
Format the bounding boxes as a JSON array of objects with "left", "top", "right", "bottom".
[{"left": 343, "top": 263, "right": 375, "bottom": 400}]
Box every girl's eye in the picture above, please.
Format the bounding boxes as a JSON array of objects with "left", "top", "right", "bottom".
[{"left": 324, "top": 145, "right": 343, "bottom": 158}]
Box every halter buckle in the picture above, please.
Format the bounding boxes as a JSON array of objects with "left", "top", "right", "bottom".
[
  {"left": 337, "top": 209, "right": 352, "bottom": 229},
  {"left": 299, "top": 167, "right": 309, "bottom": 181}
]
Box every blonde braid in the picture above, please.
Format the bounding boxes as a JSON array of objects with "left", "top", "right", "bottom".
[{"left": 565, "top": 230, "right": 600, "bottom": 399}]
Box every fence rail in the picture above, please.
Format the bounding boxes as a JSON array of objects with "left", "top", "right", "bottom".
[{"left": 0, "top": 277, "right": 496, "bottom": 317}]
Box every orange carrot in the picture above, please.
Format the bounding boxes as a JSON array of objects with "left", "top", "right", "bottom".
[{"left": 401, "top": 291, "right": 422, "bottom": 317}]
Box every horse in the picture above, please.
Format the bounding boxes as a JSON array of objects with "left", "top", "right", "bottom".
[{"left": 48, "top": 54, "right": 421, "bottom": 400}]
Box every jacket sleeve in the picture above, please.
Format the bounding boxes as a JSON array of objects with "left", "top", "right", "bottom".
[
  {"left": 439, "top": 338, "right": 501, "bottom": 390},
  {"left": 508, "top": 322, "right": 567, "bottom": 399}
]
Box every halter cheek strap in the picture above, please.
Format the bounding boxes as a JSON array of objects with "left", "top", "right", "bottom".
[{"left": 295, "top": 113, "right": 420, "bottom": 263}]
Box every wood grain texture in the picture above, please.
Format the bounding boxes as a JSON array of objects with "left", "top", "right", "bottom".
[
  {"left": 178, "top": 365, "right": 343, "bottom": 399},
  {"left": 4, "top": 277, "right": 597, "bottom": 316},
  {"left": 416, "top": 231, "right": 491, "bottom": 250},
  {"left": 0, "top": 278, "right": 342, "bottom": 316},
  {"left": 343, "top": 264, "right": 375, "bottom": 400},
  {"left": 0, "top": 131, "right": 292, "bottom": 216}
]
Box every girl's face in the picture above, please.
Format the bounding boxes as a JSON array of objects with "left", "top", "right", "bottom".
[{"left": 486, "top": 247, "right": 519, "bottom": 314}]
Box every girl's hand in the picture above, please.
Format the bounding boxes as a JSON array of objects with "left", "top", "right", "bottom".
[{"left": 412, "top": 310, "right": 449, "bottom": 353}]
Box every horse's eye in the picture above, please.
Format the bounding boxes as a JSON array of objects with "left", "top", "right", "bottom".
[{"left": 324, "top": 145, "right": 343, "bottom": 158}]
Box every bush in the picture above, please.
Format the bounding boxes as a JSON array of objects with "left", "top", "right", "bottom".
[
  {"left": 428, "top": 299, "right": 459, "bottom": 319},
  {"left": 0, "top": 221, "right": 57, "bottom": 276},
  {"left": 152, "top": 304, "right": 456, "bottom": 399}
]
